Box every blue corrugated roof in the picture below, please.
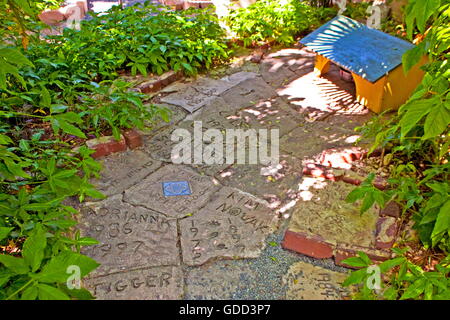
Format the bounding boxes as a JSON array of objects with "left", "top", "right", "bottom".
[{"left": 300, "top": 15, "right": 415, "bottom": 83}]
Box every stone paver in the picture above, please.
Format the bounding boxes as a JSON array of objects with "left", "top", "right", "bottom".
[
  {"left": 79, "top": 194, "right": 179, "bottom": 276},
  {"left": 221, "top": 77, "right": 277, "bottom": 111},
  {"left": 141, "top": 103, "right": 188, "bottom": 133},
  {"left": 287, "top": 180, "right": 379, "bottom": 248},
  {"left": 80, "top": 47, "right": 379, "bottom": 300},
  {"left": 91, "top": 149, "right": 162, "bottom": 197},
  {"left": 161, "top": 72, "right": 261, "bottom": 113},
  {"left": 180, "top": 187, "right": 278, "bottom": 265},
  {"left": 279, "top": 121, "right": 358, "bottom": 161},
  {"left": 282, "top": 261, "right": 353, "bottom": 300},
  {"left": 216, "top": 154, "right": 303, "bottom": 209},
  {"left": 123, "top": 164, "right": 220, "bottom": 218},
  {"left": 84, "top": 266, "right": 183, "bottom": 300}
]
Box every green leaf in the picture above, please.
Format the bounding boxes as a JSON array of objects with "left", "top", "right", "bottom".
[
  {"left": 431, "top": 200, "right": 450, "bottom": 246},
  {"left": 181, "top": 62, "right": 194, "bottom": 73},
  {"left": 0, "top": 255, "right": 29, "bottom": 274},
  {"left": 346, "top": 188, "right": 364, "bottom": 203},
  {"left": 21, "top": 285, "right": 38, "bottom": 300},
  {"left": 415, "top": 0, "right": 441, "bottom": 33},
  {"left": 64, "top": 287, "right": 95, "bottom": 300},
  {"left": 58, "top": 112, "right": 83, "bottom": 124},
  {"left": 379, "top": 257, "right": 406, "bottom": 273},
  {"left": 400, "top": 99, "right": 435, "bottom": 138},
  {"left": 39, "top": 86, "right": 51, "bottom": 108},
  {"left": 0, "top": 48, "right": 33, "bottom": 67},
  {"left": 341, "top": 256, "right": 369, "bottom": 268},
  {"left": 38, "top": 251, "right": 99, "bottom": 283},
  {"left": 22, "top": 224, "right": 47, "bottom": 272},
  {"left": 44, "top": 219, "right": 78, "bottom": 229},
  {"left": 360, "top": 193, "right": 375, "bottom": 214},
  {"left": 135, "top": 63, "right": 147, "bottom": 76},
  {"left": 50, "top": 105, "right": 68, "bottom": 114},
  {"left": 38, "top": 284, "right": 70, "bottom": 300},
  {"left": 75, "top": 237, "right": 99, "bottom": 246},
  {"left": 4, "top": 159, "right": 31, "bottom": 179},
  {"left": 0, "top": 268, "right": 13, "bottom": 287},
  {"left": 422, "top": 105, "right": 450, "bottom": 140},
  {"left": 0, "top": 227, "right": 13, "bottom": 242},
  {"left": 57, "top": 119, "right": 86, "bottom": 139},
  {"left": 19, "top": 139, "right": 30, "bottom": 152},
  {"left": 342, "top": 268, "right": 368, "bottom": 287},
  {"left": 403, "top": 42, "right": 426, "bottom": 73},
  {"left": 400, "top": 277, "right": 427, "bottom": 300},
  {"left": 0, "top": 134, "right": 13, "bottom": 145},
  {"left": 383, "top": 286, "right": 398, "bottom": 300},
  {"left": 22, "top": 202, "right": 52, "bottom": 211}
]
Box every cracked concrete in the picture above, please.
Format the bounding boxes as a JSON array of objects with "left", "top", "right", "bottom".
[{"left": 80, "top": 47, "right": 375, "bottom": 300}]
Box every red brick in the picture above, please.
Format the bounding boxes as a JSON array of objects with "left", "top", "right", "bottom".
[
  {"left": 136, "top": 71, "right": 182, "bottom": 93},
  {"left": 138, "top": 79, "right": 162, "bottom": 94},
  {"left": 302, "top": 163, "right": 344, "bottom": 181},
  {"left": 380, "top": 201, "right": 401, "bottom": 218},
  {"left": 319, "top": 147, "right": 365, "bottom": 169},
  {"left": 159, "top": 71, "right": 182, "bottom": 86},
  {"left": 375, "top": 216, "right": 399, "bottom": 249},
  {"left": 282, "top": 230, "right": 333, "bottom": 259},
  {"left": 334, "top": 244, "right": 391, "bottom": 269},
  {"left": 342, "top": 176, "right": 362, "bottom": 186},
  {"left": 341, "top": 175, "right": 388, "bottom": 191},
  {"left": 38, "top": 10, "right": 65, "bottom": 26},
  {"left": 86, "top": 135, "right": 127, "bottom": 159},
  {"left": 183, "top": 1, "right": 201, "bottom": 9},
  {"left": 123, "top": 129, "right": 143, "bottom": 149},
  {"left": 161, "top": 0, "right": 183, "bottom": 5}
]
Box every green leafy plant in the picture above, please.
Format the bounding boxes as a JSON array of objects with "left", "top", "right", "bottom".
[
  {"left": 342, "top": 250, "right": 450, "bottom": 300},
  {"left": 344, "top": 0, "right": 450, "bottom": 299},
  {"left": 226, "top": 0, "right": 337, "bottom": 46}
]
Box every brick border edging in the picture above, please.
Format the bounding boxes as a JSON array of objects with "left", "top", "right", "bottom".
[
  {"left": 84, "top": 128, "right": 144, "bottom": 159},
  {"left": 79, "top": 69, "right": 184, "bottom": 158},
  {"left": 136, "top": 71, "right": 183, "bottom": 94},
  {"left": 282, "top": 201, "right": 401, "bottom": 269}
]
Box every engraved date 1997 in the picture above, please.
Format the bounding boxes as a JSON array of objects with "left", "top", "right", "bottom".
[{"left": 188, "top": 219, "right": 246, "bottom": 261}]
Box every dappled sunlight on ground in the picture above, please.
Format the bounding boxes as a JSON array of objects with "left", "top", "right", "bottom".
[{"left": 277, "top": 64, "right": 366, "bottom": 114}]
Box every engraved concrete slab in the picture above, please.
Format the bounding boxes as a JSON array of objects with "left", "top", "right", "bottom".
[
  {"left": 220, "top": 77, "right": 277, "bottom": 111},
  {"left": 194, "top": 77, "right": 236, "bottom": 96},
  {"left": 140, "top": 103, "right": 188, "bottom": 133},
  {"left": 263, "top": 48, "right": 315, "bottom": 77},
  {"left": 85, "top": 266, "right": 183, "bottom": 300},
  {"left": 124, "top": 164, "right": 220, "bottom": 218},
  {"left": 216, "top": 154, "right": 303, "bottom": 209},
  {"left": 185, "top": 262, "right": 254, "bottom": 299},
  {"left": 260, "top": 58, "right": 298, "bottom": 88},
  {"left": 221, "top": 71, "right": 259, "bottom": 84},
  {"left": 160, "top": 86, "right": 216, "bottom": 113},
  {"left": 159, "top": 72, "right": 259, "bottom": 114},
  {"left": 91, "top": 150, "right": 162, "bottom": 197},
  {"left": 279, "top": 121, "right": 357, "bottom": 160},
  {"left": 287, "top": 181, "right": 379, "bottom": 248},
  {"left": 79, "top": 194, "right": 179, "bottom": 276},
  {"left": 189, "top": 96, "right": 236, "bottom": 120},
  {"left": 282, "top": 261, "right": 352, "bottom": 300},
  {"left": 234, "top": 97, "right": 303, "bottom": 136},
  {"left": 180, "top": 187, "right": 278, "bottom": 266},
  {"left": 143, "top": 126, "right": 194, "bottom": 163},
  {"left": 190, "top": 97, "right": 300, "bottom": 137}
]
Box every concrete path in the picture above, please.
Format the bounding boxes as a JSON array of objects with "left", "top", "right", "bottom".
[{"left": 79, "top": 46, "right": 375, "bottom": 300}]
